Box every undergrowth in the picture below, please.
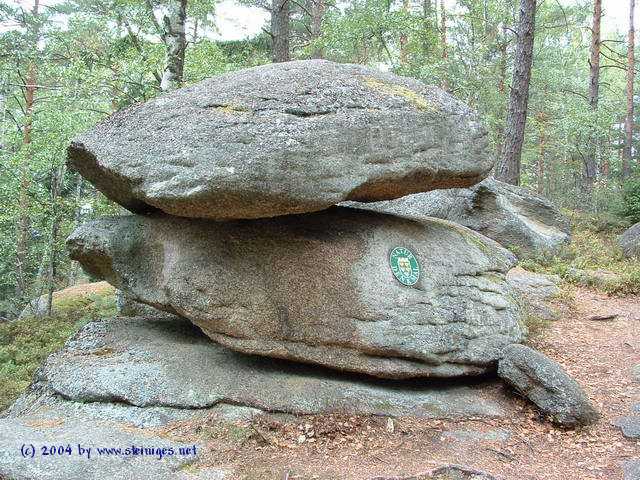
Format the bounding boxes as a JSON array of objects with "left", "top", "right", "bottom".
[
  {"left": 519, "top": 211, "right": 640, "bottom": 295},
  {"left": 0, "top": 288, "right": 116, "bottom": 411}
]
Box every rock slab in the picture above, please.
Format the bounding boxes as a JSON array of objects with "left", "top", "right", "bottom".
[
  {"left": 345, "top": 178, "right": 571, "bottom": 258},
  {"left": 67, "top": 207, "right": 524, "bottom": 379},
  {"left": 67, "top": 60, "right": 492, "bottom": 220},
  {"left": 497, "top": 344, "right": 599, "bottom": 426},
  {"left": 0, "top": 312, "right": 515, "bottom": 480},
  {"left": 20, "top": 316, "right": 511, "bottom": 418}
]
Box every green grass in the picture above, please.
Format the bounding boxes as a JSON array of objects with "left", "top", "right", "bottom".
[
  {"left": 519, "top": 211, "right": 640, "bottom": 296},
  {"left": 0, "top": 289, "right": 116, "bottom": 411}
]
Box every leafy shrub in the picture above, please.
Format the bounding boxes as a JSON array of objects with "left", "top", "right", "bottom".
[
  {"left": 621, "top": 179, "right": 640, "bottom": 224},
  {"left": 520, "top": 214, "right": 640, "bottom": 296}
]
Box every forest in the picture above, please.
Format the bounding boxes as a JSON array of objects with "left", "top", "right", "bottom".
[{"left": 0, "top": 0, "right": 639, "bottom": 319}]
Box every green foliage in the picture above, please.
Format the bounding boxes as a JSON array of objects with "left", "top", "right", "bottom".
[
  {"left": 621, "top": 179, "right": 640, "bottom": 224},
  {"left": 0, "top": 288, "right": 116, "bottom": 410},
  {"left": 0, "top": 0, "right": 638, "bottom": 319},
  {"left": 519, "top": 213, "right": 640, "bottom": 296}
]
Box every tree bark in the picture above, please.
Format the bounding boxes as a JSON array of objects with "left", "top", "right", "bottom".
[
  {"left": 495, "top": 0, "right": 537, "bottom": 186},
  {"left": 495, "top": 38, "right": 508, "bottom": 162},
  {"left": 46, "top": 165, "right": 64, "bottom": 317},
  {"left": 536, "top": 110, "right": 547, "bottom": 194},
  {"left": 159, "top": 0, "right": 187, "bottom": 91},
  {"left": 15, "top": 0, "right": 40, "bottom": 303},
  {"left": 623, "top": 0, "right": 636, "bottom": 180},
  {"left": 309, "top": 0, "right": 326, "bottom": 59},
  {"left": 440, "top": 0, "right": 448, "bottom": 91},
  {"left": 583, "top": 0, "right": 601, "bottom": 196},
  {"left": 271, "top": 0, "right": 291, "bottom": 62},
  {"left": 399, "top": 0, "right": 410, "bottom": 65},
  {"left": 422, "top": 0, "right": 432, "bottom": 55},
  {"left": 66, "top": 176, "right": 85, "bottom": 287}
]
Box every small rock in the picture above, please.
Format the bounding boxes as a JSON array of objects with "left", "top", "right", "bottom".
[
  {"left": 632, "top": 365, "right": 640, "bottom": 383},
  {"left": 498, "top": 344, "right": 599, "bottom": 427},
  {"left": 368, "top": 464, "right": 497, "bottom": 480},
  {"left": 440, "top": 429, "right": 511, "bottom": 444},
  {"left": 588, "top": 314, "right": 618, "bottom": 321},
  {"left": 431, "top": 465, "right": 497, "bottom": 480},
  {"left": 614, "top": 416, "right": 640, "bottom": 439},
  {"left": 386, "top": 418, "right": 395, "bottom": 433}
]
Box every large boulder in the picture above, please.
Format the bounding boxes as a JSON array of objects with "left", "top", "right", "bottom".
[
  {"left": 345, "top": 178, "right": 571, "bottom": 259},
  {"left": 67, "top": 60, "right": 492, "bottom": 221},
  {"left": 498, "top": 344, "right": 599, "bottom": 427},
  {"left": 619, "top": 222, "right": 640, "bottom": 259},
  {"left": 67, "top": 207, "right": 525, "bottom": 379}
]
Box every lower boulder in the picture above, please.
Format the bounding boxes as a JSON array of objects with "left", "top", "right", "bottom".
[
  {"left": 67, "top": 207, "right": 524, "bottom": 379},
  {"left": 498, "top": 344, "right": 599, "bottom": 427},
  {"left": 11, "top": 316, "right": 511, "bottom": 418},
  {"left": 0, "top": 315, "right": 515, "bottom": 480},
  {"left": 344, "top": 178, "right": 571, "bottom": 259}
]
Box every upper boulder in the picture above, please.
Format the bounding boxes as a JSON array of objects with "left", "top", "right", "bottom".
[
  {"left": 344, "top": 178, "right": 571, "bottom": 259},
  {"left": 67, "top": 60, "right": 492, "bottom": 220}
]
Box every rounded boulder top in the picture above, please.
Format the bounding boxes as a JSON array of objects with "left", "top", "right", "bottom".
[{"left": 67, "top": 60, "right": 493, "bottom": 220}]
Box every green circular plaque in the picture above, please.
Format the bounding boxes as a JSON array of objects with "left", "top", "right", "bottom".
[{"left": 389, "top": 247, "right": 420, "bottom": 286}]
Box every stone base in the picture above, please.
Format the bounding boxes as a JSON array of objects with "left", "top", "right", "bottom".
[{"left": 0, "top": 316, "right": 515, "bottom": 480}]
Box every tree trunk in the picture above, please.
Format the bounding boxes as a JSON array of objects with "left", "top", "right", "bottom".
[
  {"left": 309, "top": 0, "right": 326, "bottom": 59},
  {"left": 440, "top": 0, "right": 448, "bottom": 91},
  {"left": 271, "top": 0, "right": 291, "bottom": 62},
  {"left": 422, "top": 0, "right": 432, "bottom": 55},
  {"left": 399, "top": 0, "right": 410, "bottom": 65},
  {"left": 583, "top": 0, "right": 601, "bottom": 197},
  {"left": 623, "top": 0, "right": 636, "bottom": 180},
  {"left": 495, "top": 0, "right": 537, "bottom": 186},
  {"left": 15, "top": 0, "right": 40, "bottom": 304},
  {"left": 66, "top": 176, "right": 85, "bottom": 287},
  {"left": 536, "top": 110, "right": 547, "bottom": 194},
  {"left": 495, "top": 39, "right": 508, "bottom": 162},
  {"left": 46, "top": 166, "right": 64, "bottom": 317},
  {"left": 160, "top": 0, "right": 187, "bottom": 91}
]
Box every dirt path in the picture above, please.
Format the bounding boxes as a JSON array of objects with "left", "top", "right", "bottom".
[{"left": 172, "top": 287, "right": 640, "bottom": 479}]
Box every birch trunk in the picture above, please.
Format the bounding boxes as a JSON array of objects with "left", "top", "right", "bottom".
[{"left": 160, "top": 0, "right": 187, "bottom": 91}]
